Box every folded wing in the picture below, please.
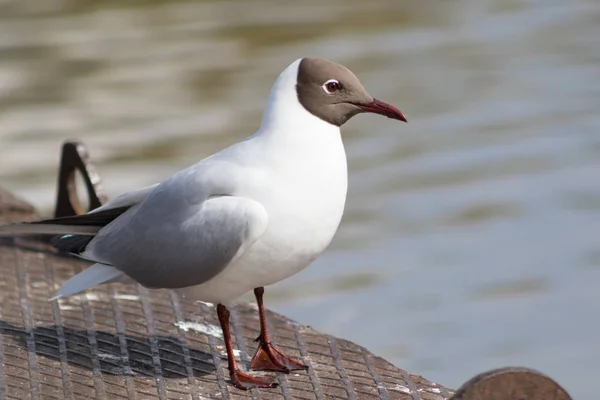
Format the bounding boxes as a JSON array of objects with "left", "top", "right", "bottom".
[
  {"left": 51, "top": 184, "right": 158, "bottom": 254},
  {"left": 84, "top": 195, "right": 268, "bottom": 289}
]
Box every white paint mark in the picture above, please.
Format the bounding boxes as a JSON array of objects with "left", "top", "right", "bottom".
[
  {"left": 417, "top": 387, "right": 442, "bottom": 394},
  {"left": 389, "top": 384, "right": 412, "bottom": 394},
  {"left": 215, "top": 345, "right": 242, "bottom": 358},
  {"left": 81, "top": 292, "right": 140, "bottom": 302},
  {"left": 114, "top": 294, "right": 139, "bottom": 301},
  {"left": 98, "top": 352, "right": 121, "bottom": 361},
  {"left": 196, "top": 301, "right": 214, "bottom": 307},
  {"left": 174, "top": 321, "right": 223, "bottom": 338},
  {"left": 84, "top": 293, "right": 101, "bottom": 301}
]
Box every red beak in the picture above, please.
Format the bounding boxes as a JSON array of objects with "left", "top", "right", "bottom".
[{"left": 355, "top": 98, "right": 407, "bottom": 122}]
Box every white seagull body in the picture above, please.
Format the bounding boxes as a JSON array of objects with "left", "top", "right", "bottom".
[
  {"left": 77, "top": 59, "right": 347, "bottom": 304},
  {"left": 1, "top": 57, "right": 406, "bottom": 390}
]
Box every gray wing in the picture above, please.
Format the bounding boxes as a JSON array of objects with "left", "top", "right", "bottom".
[
  {"left": 84, "top": 195, "right": 268, "bottom": 289},
  {"left": 51, "top": 184, "right": 159, "bottom": 254}
]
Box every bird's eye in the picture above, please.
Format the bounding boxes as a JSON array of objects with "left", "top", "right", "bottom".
[{"left": 322, "top": 79, "right": 342, "bottom": 94}]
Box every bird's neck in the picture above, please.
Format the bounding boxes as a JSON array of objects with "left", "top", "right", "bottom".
[{"left": 258, "top": 101, "right": 340, "bottom": 140}]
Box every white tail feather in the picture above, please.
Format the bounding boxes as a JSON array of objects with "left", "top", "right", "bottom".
[
  {"left": 50, "top": 263, "right": 124, "bottom": 301},
  {"left": 0, "top": 223, "right": 99, "bottom": 236}
]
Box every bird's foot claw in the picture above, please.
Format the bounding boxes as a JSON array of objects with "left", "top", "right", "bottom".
[
  {"left": 230, "top": 369, "right": 278, "bottom": 390},
  {"left": 250, "top": 341, "right": 308, "bottom": 373}
]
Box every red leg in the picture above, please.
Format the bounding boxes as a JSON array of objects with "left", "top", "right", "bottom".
[
  {"left": 216, "top": 304, "right": 278, "bottom": 390},
  {"left": 249, "top": 287, "right": 308, "bottom": 373}
]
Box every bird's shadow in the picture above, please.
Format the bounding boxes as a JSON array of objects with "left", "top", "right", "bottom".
[{"left": 0, "top": 321, "right": 217, "bottom": 379}]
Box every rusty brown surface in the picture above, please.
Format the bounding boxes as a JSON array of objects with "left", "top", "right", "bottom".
[
  {"left": 451, "top": 367, "right": 572, "bottom": 400},
  {"left": 0, "top": 188, "right": 454, "bottom": 400}
]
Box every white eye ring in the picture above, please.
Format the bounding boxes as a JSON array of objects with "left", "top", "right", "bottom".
[{"left": 322, "top": 79, "right": 341, "bottom": 94}]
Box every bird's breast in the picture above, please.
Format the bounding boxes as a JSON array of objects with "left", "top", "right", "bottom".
[
  {"left": 248, "top": 146, "right": 348, "bottom": 279},
  {"left": 176, "top": 129, "right": 348, "bottom": 302}
]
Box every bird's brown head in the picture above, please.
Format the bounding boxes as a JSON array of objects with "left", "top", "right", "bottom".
[{"left": 296, "top": 57, "right": 407, "bottom": 127}]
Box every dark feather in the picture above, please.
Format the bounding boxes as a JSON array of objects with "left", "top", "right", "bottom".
[
  {"left": 33, "top": 206, "right": 131, "bottom": 227},
  {"left": 45, "top": 206, "right": 132, "bottom": 254},
  {"left": 51, "top": 235, "right": 94, "bottom": 254}
]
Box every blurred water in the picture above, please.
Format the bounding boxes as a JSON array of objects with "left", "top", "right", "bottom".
[{"left": 1, "top": 0, "right": 599, "bottom": 397}]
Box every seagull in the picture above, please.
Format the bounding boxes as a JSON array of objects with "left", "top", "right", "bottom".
[{"left": 0, "top": 57, "right": 406, "bottom": 390}]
